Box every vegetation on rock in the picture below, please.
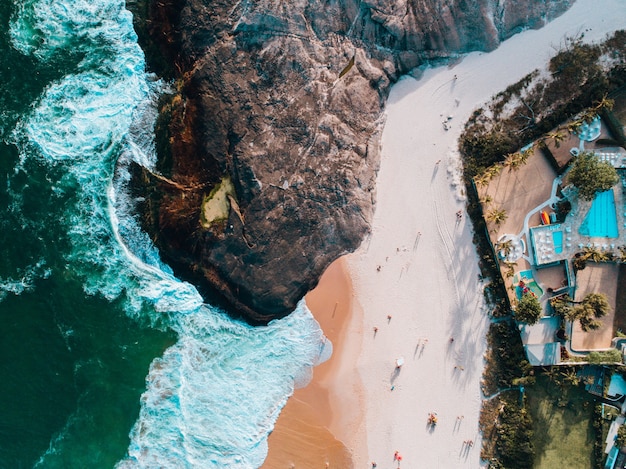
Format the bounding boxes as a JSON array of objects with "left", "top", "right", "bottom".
[{"left": 200, "top": 176, "right": 237, "bottom": 227}]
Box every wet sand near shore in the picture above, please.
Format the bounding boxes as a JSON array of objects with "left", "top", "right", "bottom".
[{"left": 262, "top": 258, "right": 357, "bottom": 468}]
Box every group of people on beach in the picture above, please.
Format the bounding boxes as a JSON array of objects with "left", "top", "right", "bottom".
[{"left": 371, "top": 449, "right": 404, "bottom": 468}]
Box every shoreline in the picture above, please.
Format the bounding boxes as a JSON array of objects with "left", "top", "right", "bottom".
[
  {"left": 264, "top": 1, "right": 626, "bottom": 467},
  {"left": 262, "top": 258, "right": 361, "bottom": 468}
]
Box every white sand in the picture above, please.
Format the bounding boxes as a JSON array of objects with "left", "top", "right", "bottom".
[{"left": 334, "top": 1, "right": 626, "bottom": 467}]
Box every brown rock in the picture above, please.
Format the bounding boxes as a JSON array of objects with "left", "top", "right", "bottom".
[{"left": 129, "top": 0, "right": 572, "bottom": 323}]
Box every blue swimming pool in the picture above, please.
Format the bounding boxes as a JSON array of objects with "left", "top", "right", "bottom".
[
  {"left": 608, "top": 374, "right": 626, "bottom": 398},
  {"left": 552, "top": 230, "right": 563, "bottom": 254},
  {"left": 578, "top": 190, "right": 619, "bottom": 238}
]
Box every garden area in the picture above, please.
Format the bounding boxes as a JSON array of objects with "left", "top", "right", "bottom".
[{"left": 526, "top": 373, "right": 598, "bottom": 468}]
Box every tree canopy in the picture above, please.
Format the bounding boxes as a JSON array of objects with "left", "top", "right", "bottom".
[
  {"left": 550, "top": 292, "right": 610, "bottom": 331},
  {"left": 515, "top": 293, "right": 542, "bottom": 325},
  {"left": 568, "top": 151, "right": 619, "bottom": 200},
  {"left": 496, "top": 400, "right": 535, "bottom": 469}
]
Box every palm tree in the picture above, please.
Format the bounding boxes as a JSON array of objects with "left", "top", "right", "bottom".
[
  {"left": 503, "top": 152, "right": 519, "bottom": 169},
  {"left": 486, "top": 208, "right": 508, "bottom": 226},
  {"left": 544, "top": 366, "right": 562, "bottom": 385},
  {"left": 550, "top": 295, "right": 573, "bottom": 317},
  {"left": 505, "top": 149, "right": 533, "bottom": 170},
  {"left": 576, "top": 98, "right": 614, "bottom": 124},
  {"left": 596, "top": 95, "right": 615, "bottom": 113},
  {"left": 503, "top": 261, "right": 516, "bottom": 278},
  {"left": 475, "top": 173, "right": 491, "bottom": 187},
  {"left": 560, "top": 367, "right": 580, "bottom": 387},
  {"left": 486, "top": 163, "right": 503, "bottom": 179},
  {"left": 580, "top": 246, "right": 609, "bottom": 263},
  {"left": 582, "top": 293, "right": 610, "bottom": 318},
  {"left": 575, "top": 309, "right": 602, "bottom": 331},
  {"left": 546, "top": 130, "right": 566, "bottom": 148},
  {"left": 497, "top": 239, "right": 514, "bottom": 258},
  {"left": 557, "top": 292, "right": 611, "bottom": 332},
  {"left": 480, "top": 194, "right": 493, "bottom": 204},
  {"left": 519, "top": 148, "right": 532, "bottom": 166},
  {"left": 566, "top": 120, "right": 584, "bottom": 135}
]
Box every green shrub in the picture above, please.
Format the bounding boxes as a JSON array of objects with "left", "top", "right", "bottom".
[
  {"left": 496, "top": 395, "right": 534, "bottom": 469},
  {"left": 588, "top": 350, "right": 623, "bottom": 364},
  {"left": 515, "top": 293, "right": 542, "bottom": 325},
  {"left": 567, "top": 152, "right": 619, "bottom": 200}
]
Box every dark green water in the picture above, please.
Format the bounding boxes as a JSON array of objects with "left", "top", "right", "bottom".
[
  {"left": 0, "top": 2, "right": 175, "bottom": 467},
  {"left": 0, "top": 1, "right": 325, "bottom": 467}
]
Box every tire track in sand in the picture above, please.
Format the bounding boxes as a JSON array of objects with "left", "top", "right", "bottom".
[{"left": 431, "top": 175, "right": 462, "bottom": 310}]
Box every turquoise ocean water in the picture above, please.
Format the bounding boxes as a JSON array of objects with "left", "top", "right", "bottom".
[{"left": 0, "top": 1, "right": 328, "bottom": 467}]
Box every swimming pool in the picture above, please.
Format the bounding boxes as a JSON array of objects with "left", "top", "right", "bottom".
[
  {"left": 514, "top": 270, "right": 544, "bottom": 299},
  {"left": 608, "top": 374, "right": 626, "bottom": 399},
  {"left": 552, "top": 230, "right": 563, "bottom": 254},
  {"left": 578, "top": 189, "right": 619, "bottom": 238}
]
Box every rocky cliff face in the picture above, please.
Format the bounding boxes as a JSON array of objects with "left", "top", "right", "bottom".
[{"left": 131, "top": 0, "right": 573, "bottom": 323}]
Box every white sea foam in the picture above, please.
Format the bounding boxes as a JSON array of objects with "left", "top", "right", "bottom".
[
  {"left": 118, "top": 302, "right": 326, "bottom": 469},
  {"left": 110, "top": 80, "right": 327, "bottom": 469},
  {"left": 11, "top": 1, "right": 327, "bottom": 467},
  {"left": 0, "top": 259, "right": 51, "bottom": 302}
]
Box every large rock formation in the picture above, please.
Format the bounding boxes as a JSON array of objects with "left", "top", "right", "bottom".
[{"left": 130, "top": 0, "right": 572, "bottom": 323}]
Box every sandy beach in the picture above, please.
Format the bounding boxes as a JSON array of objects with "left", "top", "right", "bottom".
[
  {"left": 263, "top": 258, "right": 361, "bottom": 468},
  {"left": 265, "top": 1, "right": 626, "bottom": 467}
]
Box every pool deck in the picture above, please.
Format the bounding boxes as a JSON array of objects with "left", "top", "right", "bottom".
[{"left": 526, "top": 183, "right": 624, "bottom": 268}]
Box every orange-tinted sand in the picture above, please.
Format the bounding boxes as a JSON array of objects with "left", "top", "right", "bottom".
[{"left": 262, "top": 258, "right": 358, "bottom": 468}]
